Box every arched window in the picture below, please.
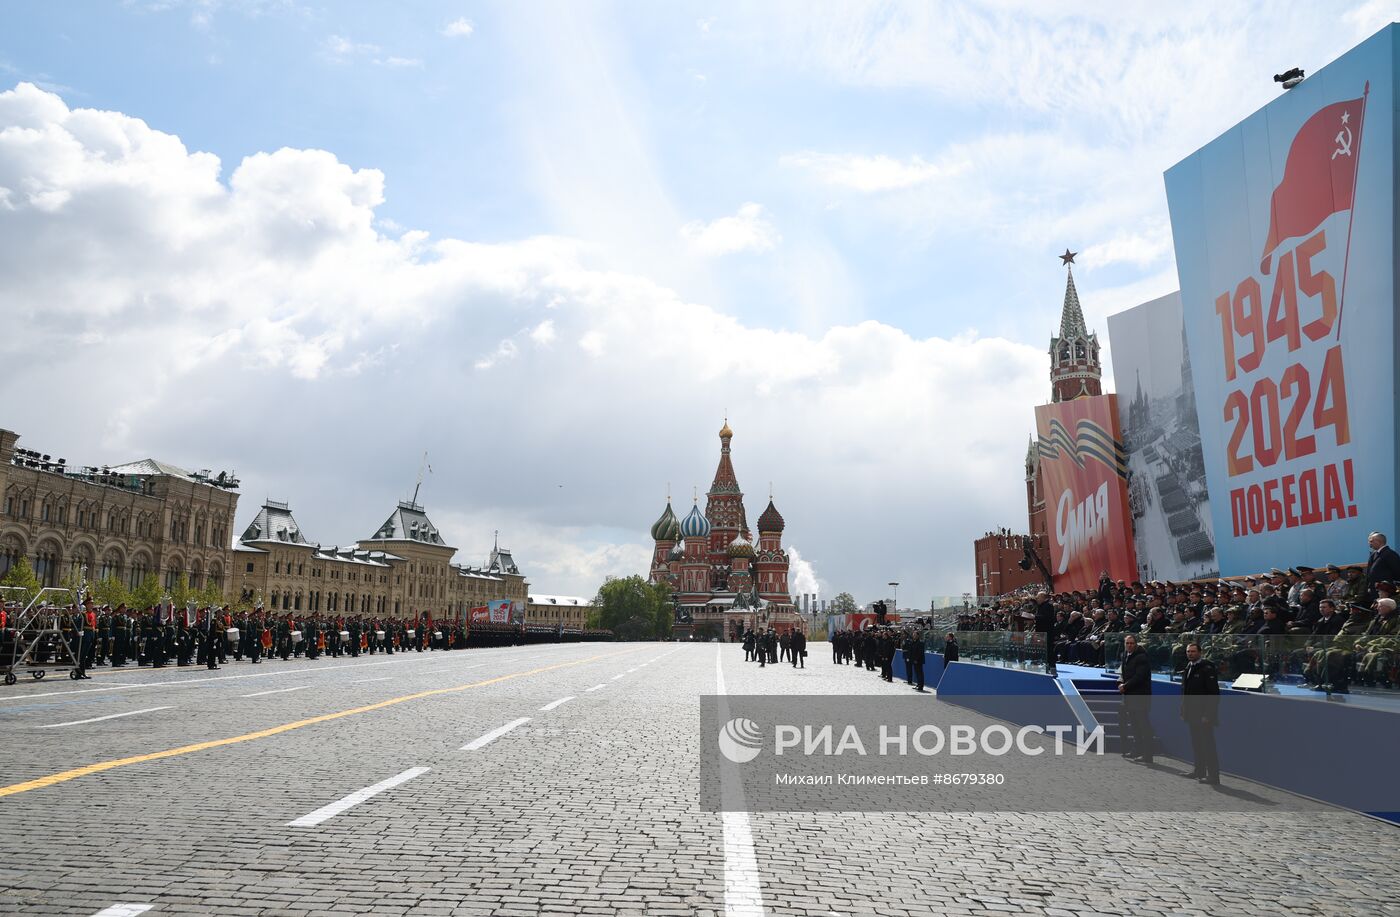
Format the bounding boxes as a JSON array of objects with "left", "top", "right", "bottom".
[
  {"left": 34, "top": 543, "right": 60, "bottom": 587},
  {"left": 0, "top": 534, "right": 24, "bottom": 577},
  {"left": 128, "top": 555, "right": 151, "bottom": 591},
  {"left": 208, "top": 562, "right": 223, "bottom": 592},
  {"left": 101, "top": 549, "right": 123, "bottom": 583}
]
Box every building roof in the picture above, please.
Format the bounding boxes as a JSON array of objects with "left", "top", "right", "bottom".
[
  {"left": 367, "top": 500, "right": 451, "bottom": 547},
  {"left": 528, "top": 594, "right": 590, "bottom": 606},
  {"left": 241, "top": 500, "right": 310, "bottom": 545},
  {"left": 108, "top": 458, "right": 197, "bottom": 480},
  {"left": 1058, "top": 266, "right": 1088, "bottom": 340},
  {"left": 709, "top": 420, "right": 742, "bottom": 496},
  {"left": 489, "top": 544, "right": 520, "bottom": 575}
]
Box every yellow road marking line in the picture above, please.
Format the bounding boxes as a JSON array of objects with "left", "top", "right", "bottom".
[{"left": 0, "top": 649, "right": 635, "bottom": 799}]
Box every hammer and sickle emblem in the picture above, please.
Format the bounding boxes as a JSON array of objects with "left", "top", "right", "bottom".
[{"left": 1333, "top": 125, "right": 1353, "bottom": 159}]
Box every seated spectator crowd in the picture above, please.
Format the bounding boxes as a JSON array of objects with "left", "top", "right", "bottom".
[{"left": 956, "top": 554, "right": 1400, "bottom": 693}]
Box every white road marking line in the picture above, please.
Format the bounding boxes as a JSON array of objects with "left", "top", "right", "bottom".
[
  {"left": 723, "top": 811, "right": 766, "bottom": 917},
  {"left": 627, "top": 667, "right": 638, "bottom": 673},
  {"left": 585, "top": 683, "right": 607, "bottom": 692},
  {"left": 38, "top": 706, "right": 173, "bottom": 729},
  {"left": 539, "top": 695, "right": 575, "bottom": 711},
  {"left": 611, "top": 673, "right": 626, "bottom": 680},
  {"left": 288, "top": 766, "right": 431, "bottom": 827},
  {"left": 240, "top": 685, "right": 311, "bottom": 698},
  {"left": 90, "top": 905, "right": 154, "bottom": 917},
  {"left": 716, "top": 644, "right": 766, "bottom": 917},
  {"left": 461, "top": 717, "right": 531, "bottom": 751},
  {"left": 352, "top": 677, "right": 395, "bottom": 684}
]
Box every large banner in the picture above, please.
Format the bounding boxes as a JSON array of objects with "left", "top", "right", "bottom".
[
  {"left": 1165, "top": 26, "right": 1397, "bottom": 575},
  {"left": 1034, "top": 396, "right": 1137, "bottom": 591},
  {"left": 1106, "top": 291, "right": 1219, "bottom": 581}
]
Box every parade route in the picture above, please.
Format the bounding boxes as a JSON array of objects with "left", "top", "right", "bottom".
[{"left": 1, "top": 641, "right": 1398, "bottom": 916}]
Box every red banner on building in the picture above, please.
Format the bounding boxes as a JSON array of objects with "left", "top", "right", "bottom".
[{"left": 1034, "top": 396, "right": 1138, "bottom": 591}]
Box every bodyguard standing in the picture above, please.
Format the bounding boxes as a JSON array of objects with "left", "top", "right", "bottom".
[
  {"left": 1180, "top": 641, "right": 1221, "bottom": 784},
  {"left": 905, "top": 630, "right": 926, "bottom": 691},
  {"left": 1118, "top": 633, "right": 1155, "bottom": 763}
]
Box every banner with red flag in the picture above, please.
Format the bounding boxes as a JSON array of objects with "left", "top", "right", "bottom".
[
  {"left": 1260, "top": 94, "right": 1366, "bottom": 272},
  {"left": 1165, "top": 25, "right": 1397, "bottom": 576}
]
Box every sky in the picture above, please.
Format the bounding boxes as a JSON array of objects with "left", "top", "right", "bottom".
[{"left": 1, "top": 0, "right": 1397, "bottom": 607}]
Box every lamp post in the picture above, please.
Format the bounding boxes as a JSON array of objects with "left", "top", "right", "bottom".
[{"left": 889, "top": 582, "right": 899, "bottom": 618}]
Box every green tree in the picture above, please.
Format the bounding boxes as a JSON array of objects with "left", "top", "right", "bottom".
[
  {"left": 197, "top": 580, "right": 225, "bottom": 608},
  {"left": 169, "top": 572, "right": 192, "bottom": 610},
  {"left": 0, "top": 556, "right": 41, "bottom": 605},
  {"left": 651, "top": 580, "right": 673, "bottom": 640},
  {"left": 130, "top": 573, "right": 163, "bottom": 612},
  {"left": 830, "top": 592, "right": 858, "bottom": 616},
  {"left": 589, "top": 575, "right": 673, "bottom": 640},
  {"left": 91, "top": 575, "right": 130, "bottom": 610}
]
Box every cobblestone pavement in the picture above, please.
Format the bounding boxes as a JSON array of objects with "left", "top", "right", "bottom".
[{"left": 1, "top": 642, "right": 1397, "bottom": 916}]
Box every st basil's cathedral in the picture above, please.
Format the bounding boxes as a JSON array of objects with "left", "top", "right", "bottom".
[{"left": 647, "top": 421, "right": 800, "bottom": 638}]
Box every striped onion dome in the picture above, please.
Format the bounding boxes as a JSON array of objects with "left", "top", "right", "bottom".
[
  {"left": 757, "top": 499, "right": 785, "bottom": 533},
  {"left": 650, "top": 502, "right": 680, "bottom": 542},
  {"left": 679, "top": 503, "right": 712, "bottom": 539}
]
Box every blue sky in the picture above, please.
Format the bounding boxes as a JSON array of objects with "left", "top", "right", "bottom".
[{"left": 1, "top": 1, "right": 1396, "bottom": 603}]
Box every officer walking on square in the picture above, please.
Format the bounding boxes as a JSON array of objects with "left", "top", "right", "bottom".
[
  {"left": 790, "top": 628, "right": 806, "bottom": 668},
  {"left": 1180, "top": 641, "right": 1221, "bottom": 784}
]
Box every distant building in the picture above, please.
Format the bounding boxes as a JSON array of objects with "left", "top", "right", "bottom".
[
  {"left": 972, "top": 529, "right": 1048, "bottom": 598},
  {"left": 526, "top": 593, "right": 595, "bottom": 629},
  {"left": 648, "top": 421, "right": 800, "bottom": 637},
  {"left": 234, "top": 499, "right": 526, "bottom": 621},
  {"left": 0, "top": 427, "right": 239, "bottom": 592},
  {"left": 973, "top": 253, "right": 1104, "bottom": 598}
]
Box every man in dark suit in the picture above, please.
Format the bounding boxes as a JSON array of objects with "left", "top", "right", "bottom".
[
  {"left": 1366, "top": 533, "right": 1400, "bottom": 601},
  {"left": 1033, "top": 591, "right": 1058, "bottom": 677},
  {"left": 1118, "top": 633, "right": 1155, "bottom": 763},
  {"left": 1179, "top": 641, "right": 1220, "bottom": 784},
  {"left": 943, "top": 633, "right": 959, "bottom": 664}
]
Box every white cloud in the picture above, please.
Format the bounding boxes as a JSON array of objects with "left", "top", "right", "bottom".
[
  {"left": 0, "top": 82, "right": 1048, "bottom": 601},
  {"left": 441, "top": 17, "right": 475, "bottom": 38},
  {"left": 323, "top": 34, "right": 379, "bottom": 59},
  {"left": 378, "top": 56, "right": 423, "bottom": 69},
  {"left": 530, "top": 319, "right": 557, "bottom": 345},
  {"left": 680, "top": 202, "right": 780, "bottom": 256},
  {"left": 781, "top": 151, "right": 967, "bottom": 192}
]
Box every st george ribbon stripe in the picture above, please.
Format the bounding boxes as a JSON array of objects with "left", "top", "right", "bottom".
[
  {"left": 461, "top": 717, "right": 530, "bottom": 751},
  {"left": 89, "top": 905, "right": 153, "bottom": 917},
  {"left": 288, "top": 767, "right": 430, "bottom": 827},
  {"left": 39, "top": 707, "right": 173, "bottom": 728}
]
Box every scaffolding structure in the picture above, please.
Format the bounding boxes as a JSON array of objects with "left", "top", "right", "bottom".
[{"left": 1, "top": 585, "right": 83, "bottom": 686}]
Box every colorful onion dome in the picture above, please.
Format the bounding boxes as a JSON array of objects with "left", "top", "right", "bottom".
[
  {"left": 649, "top": 502, "right": 680, "bottom": 542},
  {"left": 727, "top": 534, "right": 755, "bottom": 558},
  {"left": 668, "top": 540, "right": 685, "bottom": 561},
  {"left": 757, "top": 499, "right": 785, "bottom": 533},
  {"left": 679, "top": 503, "right": 712, "bottom": 538}
]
